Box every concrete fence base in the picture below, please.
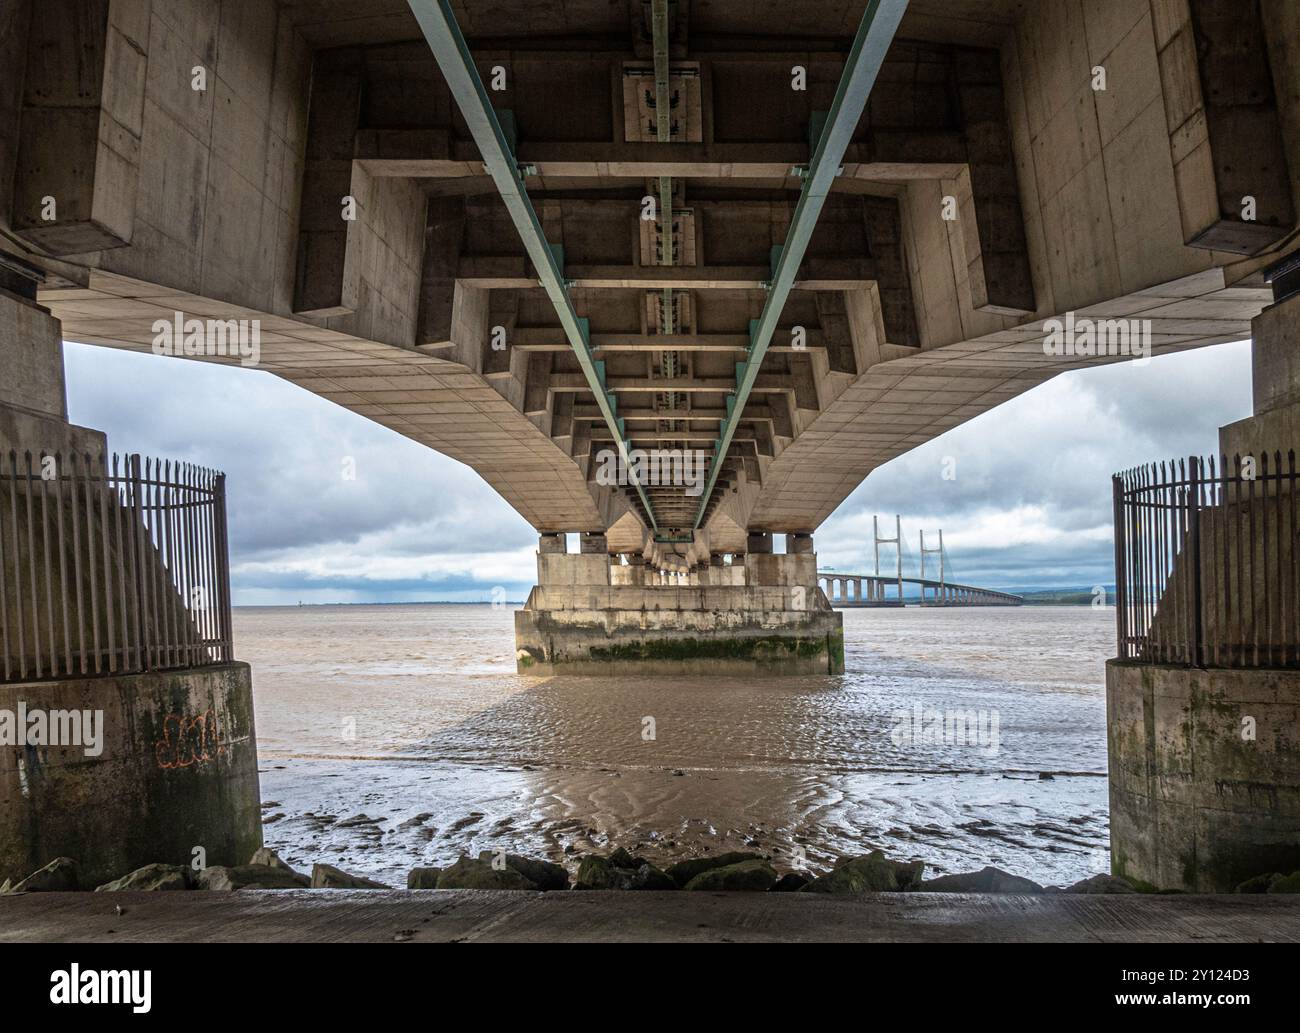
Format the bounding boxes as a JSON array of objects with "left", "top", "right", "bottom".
[
  {"left": 1107, "top": 659, "right": 1300, "bottom": 892},
  {"left": 0, "top": 663, "right": 262, "bottom": 887}
]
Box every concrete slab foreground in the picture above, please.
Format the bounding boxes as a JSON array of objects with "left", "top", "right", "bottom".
[{"left": 2, "top": 890, "right": 1299, "bottom": 943}]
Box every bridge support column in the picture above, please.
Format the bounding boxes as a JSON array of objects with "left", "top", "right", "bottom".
[{"left": 515, "top": 528, "right": 842, "bottom": 675}]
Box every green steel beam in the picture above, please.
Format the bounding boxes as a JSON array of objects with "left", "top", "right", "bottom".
[
  {"left": 406, "top": 0, "right": 658, "bottom": 530},
  {"left": 651, "top": 0, "right": 671, "bottom": 142},
  {"left": 692, "top": 0, "right": 909, "bottom": 528},
  {"left": 653, "top": 7, "right": 676, "bottom": 408}
]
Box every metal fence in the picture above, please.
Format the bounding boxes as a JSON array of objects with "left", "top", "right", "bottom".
[
  {"left": 0, "top": 451, "right": 233, "bottom": 682},
  {"left": 1113, "top": 451, "right": 1299, "bottom": 668}
]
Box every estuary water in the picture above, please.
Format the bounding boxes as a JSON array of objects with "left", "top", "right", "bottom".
[{"left": 242, "top": 604, "right": 1113, "bottom": 887}]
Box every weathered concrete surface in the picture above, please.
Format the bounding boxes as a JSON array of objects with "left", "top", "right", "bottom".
[
  {"left": 2, "top": 890, "right": 1298, "bottom": 943},
  {"left": 517, "top": 542, "right": 844, "bottom": 674},
  {"left": 2, "top": 0, "right": 1293, "bottom": 554},
  {"left": 1107, "top": 661, "right": 1300, "bottom": 893},
  {"left": 1221, "top": 291, "right": 1300, "bottom": 459},
  {"left": 515, "top": 583, "right": 844, "bottom": 675},
  {"left": 0, "top": 292, "right": 105, "bottom": 458},
  {"left": 0, "top": 663, "right": 262, "bottom": 887}
]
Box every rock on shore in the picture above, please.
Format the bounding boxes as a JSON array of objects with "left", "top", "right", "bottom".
[
  {"left": 407, "top": 866, "right": 442, "bottom": 889},
  {"left": 2, "top": 857, "right": 78, "bottom": 893},
  {"left": 95, "top": 864, "right": 191, "bottom": 892},
  {"left": 6, "top": 845, "right": 1241, "bottom": 898},
  {"left": 435, "top": 852, "right": 569, "bottom": 891},
  {"left": 1060, "top": 874, "right": 1137, "bottom": 894},
  {"left": 803, "top": 851, "right": 925, "bottom": 893},
  {"left": 575, "top": 849, "right": 675, "bottom": 890},
  {"left": 921, "top": 866, "right": 1043, "bottom": 893},
  {"left": 311, "top": 863, "right": 388, "bottom": 889},
  {"left": 665, "top": 852, "right": 763, "bottom": 888},
  {"left": 198, "top": 864, "right": 311, "bottom": 890},
  {"left": 683, "top": 859, "right": 778, "bottom": 891}
]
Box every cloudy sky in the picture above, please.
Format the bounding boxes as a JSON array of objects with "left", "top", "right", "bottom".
[{"left": 63, "top": 338, "right": 1253, "bottom": 604}]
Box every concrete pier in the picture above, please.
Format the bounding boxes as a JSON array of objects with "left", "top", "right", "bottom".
[{"left": 515, "top": 533, "right": 844, "bottom": 675}]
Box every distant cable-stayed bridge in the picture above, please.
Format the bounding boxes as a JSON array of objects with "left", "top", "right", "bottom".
[{"left": 818, "top": 516, "right": 1023, "bottom": 607}]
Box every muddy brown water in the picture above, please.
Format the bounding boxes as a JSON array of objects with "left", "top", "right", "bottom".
[{"left": 241, "top": 603, "right": 1111, "bottom": 887}]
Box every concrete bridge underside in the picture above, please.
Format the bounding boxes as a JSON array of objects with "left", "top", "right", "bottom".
[
  {"left": 3, "top": 0, "right": 1300, "bottom": 895},
  {"left": 1, "top": 0, "right": 1298, "bottom": 673}
]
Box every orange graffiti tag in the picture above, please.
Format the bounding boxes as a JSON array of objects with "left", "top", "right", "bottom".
[{"left": 155, "top": 710, "right": 227, "bottom": 770}]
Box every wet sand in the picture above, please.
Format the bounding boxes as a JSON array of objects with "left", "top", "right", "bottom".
[{"left": 243, "top": 604, "right": 1112, "bottom": 887}]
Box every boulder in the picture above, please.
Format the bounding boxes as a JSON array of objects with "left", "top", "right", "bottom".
[
  {"left": 477, "top": 851, "right": 568, "bottom": 891},
  {"left": 771, "top": 872, "right": 811, "bottom": 892},
  {"left": 95, "top": 864, "right": 191, "bottom": 892},
  {"left": 683, "top": 859, "right": 777, "bottom": 892},
  {"left": 1267, "top": 871, "right": 1300, "bottom": 894},
  {"left": 665, "top": 851, "right": 762, "bottom": 889},
  {"left": 197, "top": 865, "right": 311, "bottom": 890},
  {"left": 803, "top": 851, "right": 924, "bottom": 894},
  {"left": 574, "top": 854, "right": 675, "bottom": 891},
  {"left": 7, "top": 857, "right": 78, "bottom": 893},
  {"left": 1062, "top": 874, "right": 1137, "bottom": 894},
  {"left": 407, "top": 867, "right": 442, "bottom": 889},
  {"left": 1234, "top": 872, "right": 1283, "bottom": 893},
  {"left": 310, "top": 863, "right": 388, "bottom": 889},
  {"left": 920, "top": 866, "right": 1043, "bottom": 893},
  {"left": 249, "top": 848, "right": 297, "bottom": 872},
  {"left": 436, "top": 855, "right": 537, "bottom": 891}
]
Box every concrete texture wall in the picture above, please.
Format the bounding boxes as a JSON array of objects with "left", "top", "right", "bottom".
[
  {"left": 0, "top": 662, "right": 261, "bottom": 887},
  {"left": 515, "top": 583, "right": 844, "bottom": 676},
  {"left": 537, "top": 552, "right": 611, "bottom": 587},
  {"left": 1008, "top": 0, "right": 1209, "bottom": 313},
  {"left": 0, "top": 299, "right": 68, "bottom": 421},
  {"left": 1107, "top": 660, "right": 1300, "bottom": 892},
  {"left": 51, "top": 0, "right": 314, "bottom": 316},
  {"left": 0, "top": 291, "right": 106, "bottom": 464}
]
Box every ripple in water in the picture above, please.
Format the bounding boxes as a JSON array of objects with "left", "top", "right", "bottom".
[{"left": 241, "top": 603, "right": 1112, "bottom": 887}]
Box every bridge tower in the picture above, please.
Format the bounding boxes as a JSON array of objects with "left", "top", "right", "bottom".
[
  {"left": 920, "top": 529, "right": 945, "bottom": 605},
  {"left": 873, "top": 515, "right": 904, "bottom": 602}
]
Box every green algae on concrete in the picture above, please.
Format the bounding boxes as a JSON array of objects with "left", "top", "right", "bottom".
[{"left": 516, "top": 605, "right": 845, "bottom": 676}]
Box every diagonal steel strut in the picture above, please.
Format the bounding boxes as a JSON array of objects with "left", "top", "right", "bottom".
[
  {"left": 692, "top": 0, "right": 910, "bottom": 528},
  {"left": 406, "top": 0, "right": 659, "bottom": 530}
]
